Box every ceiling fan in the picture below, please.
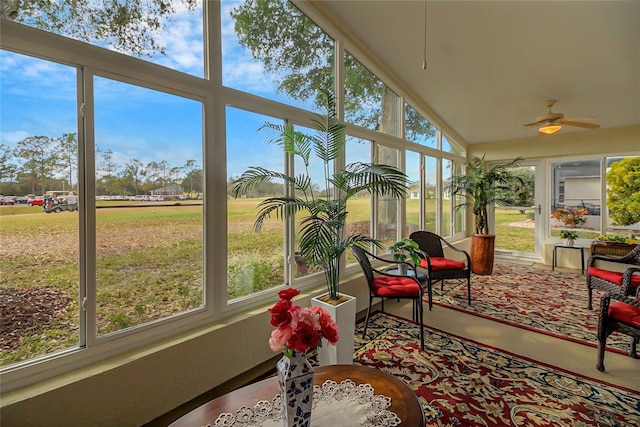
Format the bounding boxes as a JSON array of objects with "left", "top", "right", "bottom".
[{"left": 524, "top": 100, "right": 601, "bottom": 135}]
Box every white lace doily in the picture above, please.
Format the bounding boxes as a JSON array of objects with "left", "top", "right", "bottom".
[{"left": 208, "top": 379, "right": 401, "bottom": 427}]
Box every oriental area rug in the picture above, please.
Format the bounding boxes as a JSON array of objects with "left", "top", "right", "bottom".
[
  {"left": 430, "top": 261, "right": 630, "bottom": 354},
  {"left": 348, "top": 312, "right": 640, "bottom": 427}
]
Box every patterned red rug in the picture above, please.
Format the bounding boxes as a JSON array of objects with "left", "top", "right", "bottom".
[
  {"left": 430, "top": 261, "right": 630, "bottom": 354},
  {"left": 354, "top": 312, "right": 640, "bottom": 426}
]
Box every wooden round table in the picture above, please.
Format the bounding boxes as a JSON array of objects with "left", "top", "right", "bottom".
[{"left": 169, "top": 364, "right": 425, "bottom": 426}]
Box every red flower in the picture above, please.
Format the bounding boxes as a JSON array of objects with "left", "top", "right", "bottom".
[
  {"left": 267, "top": 287, "right": 339, "bottom": 357},
  {"left": 315, "top": 306, "right": 339, "bottom": 344},
  {"left": 278, "top": 288, "right": 300, "bottom": 300},
  {"left": 268, "top": 299, "right": 293, "bottom": 327}
]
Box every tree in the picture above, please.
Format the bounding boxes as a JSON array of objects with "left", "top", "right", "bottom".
[
  {"left": 3, "top": 0, "right": 198, "bottom": 57},
  {"left": 607, "top": 157, "right": 640, "bottom": 226},
  {"left": 0, "top": 143, "right": 18, "bottom": 183},
  {"left": 230, "top": 0, "right": 435, "bottom": 139},
  {"left": 495, "top": 166, "right": 535, "bottom": 213},
  {"left": 57, "top": 133, "right": 77, "bottom": 190},
  {"left": 98, "top": 148, "right": 119, "bottom": 195},
  {"left": 122, "top": 158, "right": 145, "bottom": 195},
  {"left": 13, "top": 135, "right": 60, "bottom": 195},
  {"left": 183, "top": 159, "right": 197, "bottom": 195}
]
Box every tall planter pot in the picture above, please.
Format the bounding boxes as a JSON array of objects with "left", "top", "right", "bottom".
[
  {"left": 471, "top": 233, "right": 495, "bottom": 275},
  {"left": 310, "top": 293, "right": 356, "bottom": 366}
]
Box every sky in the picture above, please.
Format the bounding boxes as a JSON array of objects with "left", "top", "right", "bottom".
[
  {"left": 0, "top": 0, "right": 321, "bottom": 184},
  {"left": 1, "top": 0, "right": 438, "bottom": 189}
]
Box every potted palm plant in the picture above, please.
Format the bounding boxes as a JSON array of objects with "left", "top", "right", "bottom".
[
  {"left": 233, "top": 90, "right": 408, "bottom": 364},
  {"left": 446, "top": 155, "right": 523, "bottom": 275}
]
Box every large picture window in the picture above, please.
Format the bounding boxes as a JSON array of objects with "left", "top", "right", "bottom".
[
  {"left": 1, "top": 0, "right": 469, "bottom": 386},
  {"left": 5, "top": 0, "right": 204, "bottom": 77},
  {"left": 0, "top": 52, "right": 80, "bottom": 366},
  {"left": 223, "top": 0, "right": 334, "bottom": 112},
  {"left": 93, "top": 77, "right": 204, "bottom": 336}
]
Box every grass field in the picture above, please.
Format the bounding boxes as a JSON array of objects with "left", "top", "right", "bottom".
[{"left": 0, "top": 198, "right": 573, "bottom": 366}]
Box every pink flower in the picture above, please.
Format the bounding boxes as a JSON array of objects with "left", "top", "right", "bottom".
[
  {"left": 266, "top": 287, "right": 339, "bottom": 356},
  {"left": 269, "top": 325, "right": 293, "bottom": 352}
]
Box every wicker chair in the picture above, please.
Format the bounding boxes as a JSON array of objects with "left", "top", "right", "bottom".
[
  {"left": 596, "top": 286, "right": 640, "bottom": 372},
  {"left": 409, "top": 231, "right": 471, "bottom": 309},
  {"left": 351, "top": 245, "right": 425, "bottom": 350},
  {"left": 586, "top": 244, "right": 640, "bottom": 310}
]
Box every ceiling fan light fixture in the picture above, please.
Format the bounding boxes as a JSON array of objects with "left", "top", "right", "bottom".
[{"left": 539, "top": 124, "right": 562, "bottom": 135}]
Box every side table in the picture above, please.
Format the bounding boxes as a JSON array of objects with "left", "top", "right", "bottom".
[{"left": 552, "top": 244, "right": 585, "bottom": 274}]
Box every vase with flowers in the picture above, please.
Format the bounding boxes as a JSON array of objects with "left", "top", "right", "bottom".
[
  {"left": 268, "top": 288, "right": 339, "bottom": 427},
  {"left": 559, "top": 229, "right": 578, "bottom": 246}
]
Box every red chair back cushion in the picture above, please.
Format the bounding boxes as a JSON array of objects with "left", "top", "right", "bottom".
[
  {"left": 588, "top": 267, "right": 640, "bottom": 288},
  {"left": 420, "top": 257, "right": 466, "bottom": 271},
  {"left": 371, "top": 276, "right": 420, "bottom": 297},
  {"left": 609, "top": 300, "right": 640, "bottom": 328}
]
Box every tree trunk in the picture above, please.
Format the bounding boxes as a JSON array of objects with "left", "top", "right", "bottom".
[{"left": 470, "top": 233, "right": 495, "bottom": 275}]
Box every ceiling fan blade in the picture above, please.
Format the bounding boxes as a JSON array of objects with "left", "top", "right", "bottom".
[
  {"left": 563, "top": 116, "right": 596, "bottom": 121},
  {"left": 523, "top": 121, "right": 542, "bottom": 127},
  {"left": 558, "top": 120, "right": 601, "bottom": 129}
]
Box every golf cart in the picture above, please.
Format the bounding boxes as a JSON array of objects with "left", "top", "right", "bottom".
[{"left": 43, "top": 191, "right": 78, "bottom": 213}]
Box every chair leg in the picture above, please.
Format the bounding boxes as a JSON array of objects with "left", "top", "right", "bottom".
[
  {"left": 467, "top": 276, "right": 471, "bottom": 305},
  {"left": 427, "top": 281, "right": 433, "bottom": 311},
  {"left": 362, "top": 297, "right": 373, "bottom": 339},
  {"left": 587, "top": 287, "right": 593, "bottom": 310},
  {"left": 596, "top": 335, "right": 607, "bottom": 372},
  {"left": 417, "top": 297, "right": 424, "bottom": 351},
  {"left": 629, "top": 337, "right": 638, "bottom": 358}
]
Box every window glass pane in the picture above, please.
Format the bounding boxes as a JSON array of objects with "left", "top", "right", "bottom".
[
  {"left": 223, "top": 0, "right": 334, "bottom": 111},
  {"left": 293, "top": 124, "right": 332, "bottom": 279},
  {"left": 605, "top": 156, "right": 640, "bottom": 238},
  {"left": 344, "top": 50, "right": 399, "bottom": 136},
  {"left": 376, "top": 145, "right": 400, "bottom": 248},
  {"left": 404, "top": 103, "right": 436, "bottom": 148},
  {"left": 441, "top": 159, "right": 452, "bottom": 237},
  {"left": 227, "top": 107, "right": 285, "bottom": 299},
  {"left": 0, "top": 51, "right": 79, "bottom": 366},
  {"left": 405, "top": 151, "right": 421, "bottom": 237},
  {"left": 423, "top": 155, "right": 437, "bottom": 233},
  {"left": 550, "top": 160, "right": 600, "bottom": 239},
  {"left": 345, "top": 136, "right": 372, "bottom": 263},
  {"left": 442, "top": 134, "right": 465, "bottom": 156},
  {"left": 94, "top": 77, "right": 204, "bottom": 336},
  {"left": 453, "top": 162, "right": 465, "bottom": 235},
  {"left": 8, "top": 1, "right": 204, "bottom": 77}
]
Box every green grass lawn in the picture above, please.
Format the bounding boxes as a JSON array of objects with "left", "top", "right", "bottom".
[{"left": 2, "top": 199, "right": 599, "bottom": 366}]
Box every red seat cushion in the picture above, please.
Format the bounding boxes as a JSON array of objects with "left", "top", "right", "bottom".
[
  {"left": 371, "top": 276, "right": 420, "bottom": 297},
  {"left": 420, "top": 257, "right": 466, "bottom": 271},
  {"left": 609, "top": 300, "right": 640, "bottom": 328},
  {"left": 588, "top": 267, "right": 640, "bottom": 288}
]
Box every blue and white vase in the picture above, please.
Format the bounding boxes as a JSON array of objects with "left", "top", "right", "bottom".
[{"left": 276, "top": 352, "right": 315, "bottom": 427}]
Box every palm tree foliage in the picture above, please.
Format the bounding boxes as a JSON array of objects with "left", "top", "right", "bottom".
[
  {"left": 446, "top": 155, "right": 523, "bottom": 235},
  {"left": 233, "top": 91, "right": 408, "bottom": 300}
]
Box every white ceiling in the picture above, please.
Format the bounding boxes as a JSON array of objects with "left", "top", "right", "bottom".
[{"left": 317, "top": 0, "right": 640, "bottom": 144}]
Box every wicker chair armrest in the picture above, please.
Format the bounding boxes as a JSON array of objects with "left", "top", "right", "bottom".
[
  {"left": 587, "top": 254, "right": 630, "bottom": 267},
  {"left": 366, "top": 252, "right": 419, "bottom": 276},
  {"left": 620, "top": 267, "right": 640, "bottom": 295},
  {"left": 438, "top": 238, "right": 472, "bottom": 266},
  {"left": 608, "top": 291, "right": 640, "bottom": 309}
]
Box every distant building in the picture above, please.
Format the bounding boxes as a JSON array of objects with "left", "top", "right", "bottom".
[
  {"left": 407, "top": 186, "right": 420, "bottom": 199},
  {"left": 151, "top": 183, "right": 183, "bottom": 196}
]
